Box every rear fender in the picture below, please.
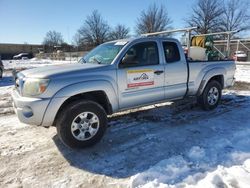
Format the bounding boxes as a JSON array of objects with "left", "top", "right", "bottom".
[{"left": 197, "top": 68, "right": 225, "bottom": 96}]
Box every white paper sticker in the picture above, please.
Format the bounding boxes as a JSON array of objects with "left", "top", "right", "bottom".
[
  {"left": 114, "top": 41, "right": 128, "bottom": 45},
  {"left": 127, "top": 69, "right": 154, "bottom": 88}
]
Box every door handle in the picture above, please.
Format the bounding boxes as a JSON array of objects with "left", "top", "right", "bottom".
[{"left": 154, "top": 70, "right": 164, "bottom": 75}]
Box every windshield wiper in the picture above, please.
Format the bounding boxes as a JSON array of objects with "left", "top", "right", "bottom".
[
  {"left": 78, "top": 58, "right": 87, "bottom": 64},
  {"left": 82, "top": 58, "right": 87, "bottom": 63},
  {"left": 93, "top": 57, "right": 102, "bottom": 64}
]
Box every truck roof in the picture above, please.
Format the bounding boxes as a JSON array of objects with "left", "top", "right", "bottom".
[{"left": 106, "top": 36, "right": 179, "bottom": 45}]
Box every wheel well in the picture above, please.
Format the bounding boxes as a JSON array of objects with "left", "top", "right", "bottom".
[
  {"left": 54, "top": 91, "right": 112, "bottom": 126},
  {"left": 198, "top": 75, "right": 224, "bottom": 96},
  {"left": 208, "top": 75, "right": 224, "bottom": 88}
]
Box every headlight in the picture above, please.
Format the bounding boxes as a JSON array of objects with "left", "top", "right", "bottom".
[{"left": 22, "top": 78, "right": 50, "bottom": 96}]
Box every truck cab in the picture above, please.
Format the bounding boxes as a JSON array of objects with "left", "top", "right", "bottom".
[{"left": 116, "top": 37, "right": 188, "bottom": 109}]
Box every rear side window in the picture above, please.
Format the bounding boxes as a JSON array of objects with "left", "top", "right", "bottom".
[
  {"left": 119, "top": 42, "right": 159, "bottom": 68},
  {"left": 163, "top": 42, "right": 180, "bottom": 63}
]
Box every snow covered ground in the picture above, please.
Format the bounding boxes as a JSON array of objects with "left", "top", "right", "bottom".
[
  {"left": 0, "top": 60, "right": 250, "bottom": 187},
  {"left": 2, "top": 58, "right": 76, "bottom": 70},
  {"left": 130, "top": 91, "right": 250, "bottom": 188},
  {"left": 235, "top": 65, "right": 250, "bottom": 83}
]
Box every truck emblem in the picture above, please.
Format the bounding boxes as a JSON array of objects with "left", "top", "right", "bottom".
[{"left": 133, "top": 73, "right": 149, "bottom": 81}]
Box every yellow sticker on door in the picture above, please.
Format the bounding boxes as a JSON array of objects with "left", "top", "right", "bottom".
[{"left": 127, "top": 69, "right": 154, "bottom": 88}]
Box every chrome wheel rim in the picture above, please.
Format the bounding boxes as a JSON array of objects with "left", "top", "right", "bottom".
[
  {"left": 207, "top": 87, "right": 219, "bottom": 105},
  {"left": 71, "top": 112, "right": 99, "bottom": 141}
]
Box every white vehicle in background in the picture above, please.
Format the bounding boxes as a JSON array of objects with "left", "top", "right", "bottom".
[
  {"left": 13, "top": 53, "right": 31, "bottom": 60},
  {"left": 233, "top": 51, "right": 247, "bottom": 61}
]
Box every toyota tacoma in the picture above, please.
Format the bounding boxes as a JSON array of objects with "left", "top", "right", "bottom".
[{"left": 12, "top": 37, "right": 236, "bottom": 148}]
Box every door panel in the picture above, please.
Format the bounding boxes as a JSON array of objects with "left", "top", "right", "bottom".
[
  {"left": 117, "top": 41, "right": 165, "bottom": 109},
  {"left": 162, "top": 41, "right": 188, "bottom": 99},
  {"left": 164, "top": 62, "right": 188, "bottom": 99},
  {"left": 117, "top": 65, "right": 165, "bottom": 109}
]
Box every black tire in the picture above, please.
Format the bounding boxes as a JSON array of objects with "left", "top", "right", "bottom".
[
  {"left": 0, "top": 68, "right": 2, "bottom": 79},
  {"left": 56, "top": 100, "right": 107, "bottom": 149},
  {"left": 198, "top": 80, "right": 222, "bottom": 110}
]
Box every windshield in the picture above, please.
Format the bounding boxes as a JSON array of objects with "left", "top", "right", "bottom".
[{"left": 79, "top": 42, "right": 125, "bottom": 65}]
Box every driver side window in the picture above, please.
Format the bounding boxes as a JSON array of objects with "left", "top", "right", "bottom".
[{"left": 119, "top": 42, "right": 159, "bottom": 68}]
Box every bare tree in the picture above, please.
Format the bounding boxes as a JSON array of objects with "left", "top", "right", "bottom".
[
  {"left": 186, "top": 0, "right": 224, "bottom": 34},
  {"left": 76, "top": 10, "right": 110, "bottom": 46},
  {"left": 43, "top": 30, "right": 64, "bottom": 46},
  {"left": 109, "top": 24, "right": 130, "bottom": 40},
  {"left": 73, "top": 32, "right": 82, "bottom": 47},
  {"left": 221, "top": 0, "right": 250, "bottom": 33},
  {"left": 135, "top": 3, "right": 172, "bottom": 35}
]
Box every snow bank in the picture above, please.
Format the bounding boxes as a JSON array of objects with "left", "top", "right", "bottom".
[
  {"left": 131, "top": 154, "right": 250, "bottom": 188},
  {"left": 131, "top": 156, "right": 190, "bottom": 187},
  {"left": 235, "top": 65, "right": 250, "bottom": 83},
  {"left": 2, "top": 59, "right": 76, "bottom": 70},
  {"left": 192, "top": 160, "right": 250, "bottom": 188}
]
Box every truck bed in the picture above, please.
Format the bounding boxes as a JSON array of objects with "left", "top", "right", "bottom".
[{"left": 187, "top": 60, "right": 236, "bottom": 96}]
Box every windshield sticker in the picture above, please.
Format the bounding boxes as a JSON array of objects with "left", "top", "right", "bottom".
[
  {"left": 114, "top": 41, "right": 128, "bottom": 46},
  {"left": 127, "top": 69, "right": 154, "bottom": 88}
]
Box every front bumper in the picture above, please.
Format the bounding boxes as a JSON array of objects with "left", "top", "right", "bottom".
[
  {"left": 11, "top": 89, "right": 51, "bottom": 126},
  {"left": 225, "top": 77, "right": 235, "bottom": 88}
]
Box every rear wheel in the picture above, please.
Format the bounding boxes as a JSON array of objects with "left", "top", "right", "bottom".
[
  {"left": 198, "top": 80, "right": 222, "bottom": 110},
  {"left": 56, "top": 100, "right": 107, "bottom": 149}
]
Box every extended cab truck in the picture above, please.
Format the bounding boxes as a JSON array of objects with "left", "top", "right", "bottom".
[{"left": 12, "top": 37, "right": 236, "bottom": 148}]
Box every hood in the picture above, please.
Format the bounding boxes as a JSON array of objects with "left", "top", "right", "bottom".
[{"left": 18, "top": 63, "right": 108, "bottom": 79}]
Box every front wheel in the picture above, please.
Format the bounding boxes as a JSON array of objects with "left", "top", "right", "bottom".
[
  {"left": 198, "top": 80, "right": 222, "bottom": 110},
  {"left": 56, "top": 100, "right": 107, "bottom": 149}
]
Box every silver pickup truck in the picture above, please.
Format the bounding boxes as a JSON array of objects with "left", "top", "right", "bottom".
[{"left": 12, "top": 37, "right": 236, "bottom": 148}]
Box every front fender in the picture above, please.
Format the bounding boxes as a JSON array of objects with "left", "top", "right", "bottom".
[
  {"left": 197, "top": 67, "right": 226, "bottom": 96},
  {"left": 41, "top": 80, "right": 118, "bottom": 127}
]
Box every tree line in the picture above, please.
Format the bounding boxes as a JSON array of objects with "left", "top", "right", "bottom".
[{"left": 43, "top": 0, "right": 250, "bottom": 48}]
